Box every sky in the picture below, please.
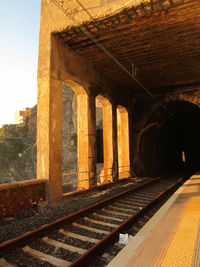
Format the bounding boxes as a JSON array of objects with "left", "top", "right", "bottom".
[{"left": 0, "top": 1, "right": 41, "bottom": 127}]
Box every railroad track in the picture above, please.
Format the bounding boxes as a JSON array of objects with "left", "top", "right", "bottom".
[{"left": 0, "top": 177, "right": 185, "bottom": 267}]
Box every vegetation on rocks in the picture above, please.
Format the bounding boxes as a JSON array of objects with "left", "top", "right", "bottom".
[
  {"left": 0, "top": 87, "right": 103, "bottom": 188},
  {"left": 0, "top": 107, "right": 37, "bottom": 184}
]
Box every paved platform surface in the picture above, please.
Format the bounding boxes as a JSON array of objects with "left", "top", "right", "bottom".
[{"left": 108, "top": 174, "right": 200, "bottom": 267}]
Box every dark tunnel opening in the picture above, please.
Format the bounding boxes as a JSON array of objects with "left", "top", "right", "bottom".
[
  {"left": 139, "top": 101, "right": 200, "bottom": 177},
  {"left": 157, "top": 101, "right": 200, "bottom": 176}
]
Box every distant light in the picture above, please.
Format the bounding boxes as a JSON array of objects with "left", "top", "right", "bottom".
[{"left": 182, "top": 151, "right": 186, "bottom": 163}]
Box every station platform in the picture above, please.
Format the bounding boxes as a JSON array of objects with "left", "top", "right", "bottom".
[{"left": 108, "top": 174, "right": 200, "bottom": 267}]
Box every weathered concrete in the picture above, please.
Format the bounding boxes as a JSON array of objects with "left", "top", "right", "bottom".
[
  {"left": 37, "top": 1, "right": 132, "bottom": 199},
  {"left": 0, "top": 179, "right": 47, "bottom": 218},
  {"left": 117, "top": 106, "right": 130, "bottom": 179},
  {"left": 112, "top": 104, "right": 119, "bottom": 182},
  {"left": 100, "top": 96, "right": 114, "bottom": 183},
  {"left": 37, "top": 0, "right": 200, "bottom": 200},
  {"left": 77, "top": 92, "right": 96, "bottom": 189}
]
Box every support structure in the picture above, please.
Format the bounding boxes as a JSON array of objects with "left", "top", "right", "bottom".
[
  {"left": 37, "top": 22, "right": 129, "bottom": 200},
  {"left": 100, "top": 96, "right": 114, "bottom": 183},
  {"left": 77, "top": 92, "right": 96, "bottom": 189},
  {"left": 117, "top": 106, "right": 130, "bottom": 179},
  {"left": 37, "top": 36, "right": 98, "bottom": 199},
  {"left": 37, "top": 74, "right": 63, "bottom": 200},
  {"left": 112, "top": 105, "right": 119, "bottom": 182},
  {"left": 3, "top": 0, "right": 200, "bottom": 211}
]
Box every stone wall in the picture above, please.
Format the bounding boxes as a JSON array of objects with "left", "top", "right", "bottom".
[
  {"left": 132, "top": 90, "right": 200, "bottom": 176},
  {"left": 0, "top": 179, "right": 47, "bottom": 218}
]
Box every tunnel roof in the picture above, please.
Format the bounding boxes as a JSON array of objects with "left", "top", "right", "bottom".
[{"left": 55, "top": 0, "right": 200, "bottom": 95}]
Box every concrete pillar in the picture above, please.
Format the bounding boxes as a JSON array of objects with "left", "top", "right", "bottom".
[
  {"left": 37, "top": 33, "right": 97, "bottom": 199},
  {"left": 102, "top": 103, "right": 113, "bottom": 183},
  {"left": 117, "top": 106, "right": 130, "bottom": 179},
  {"left": 77, "top": 93, "right": 97, "bottom": 189},
  {"left": 37, "top": 76, "right": 63, "bottom": 200},
  {"left": 97, "top": 96, "right": 117, "bottom": 183},
  {"left": 112, "top": 105, "right": 119, "bottom": 182},
  {"left": 129, "top": 103, "right": 135, "bottom": 177}
]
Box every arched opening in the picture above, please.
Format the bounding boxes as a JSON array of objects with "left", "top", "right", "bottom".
[
  {"left": 157, "top": 101, "right": 200, "bottom": 176},
  {"left": 96, "top": 95, "right": 113, "bottom": 184},
  {"left": 117, "top": 106, "right": 130, "bottom": 179},
  {"left": 62, "top": 80, "right": 96, "bottom": 191},
  {"left": 95, "top": 97, "right": 103, "bottom": 183},
  {"left": 62, "top": 86, "right": 77, "bottom": 192},
  {"left": 138, "top": 101, "right": 200, "bottom": 177}
]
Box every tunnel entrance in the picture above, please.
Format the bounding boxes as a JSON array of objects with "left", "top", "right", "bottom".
[{"left": 139, "top": 101, "right": 200, "bottom": 177}]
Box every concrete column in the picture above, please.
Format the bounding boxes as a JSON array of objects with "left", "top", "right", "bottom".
[
  {"left": 102, "top": 104, "right": 113, "bottom": 183},
  {"left": 37, "top": 76, "right": 63, "bottom": 200},
  {"left": 117, "top": 106, "right": 131, "bottom": 179},
  {"left": 129, "top": 104, "right": 135, "bottom": 177},
  {"left": 112, "top": 105, "right": 119, "bottom": 182},
  {"left": 77, "top": 93, "right": 97, "bottom": 189}
]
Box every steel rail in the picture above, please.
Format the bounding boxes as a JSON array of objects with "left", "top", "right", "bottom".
[
  {"left": 0, "top": 178, "right": 160, "bottom": 256},
  {"left": 70, "top": 178, "right": 185, "bottom": 267}
]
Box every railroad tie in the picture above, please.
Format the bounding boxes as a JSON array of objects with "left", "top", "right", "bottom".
[
  {"left": 59, "top": 229, "right": 100, "bottom": 243},
  {"left": 115, "top": 200, "right": 138, "bottom": 210},
  {"left": 93, "top": 212, "right": 124, "bottom": 222},
  {"left": 102, "top": 208, "right": 129, "bottom": 217},
  {"left": 84, "top": 216, "right": 119, "bottom": 228},
  {"left": 42, "top": 236, "right": 86, "bottom": 254},
  {"left": 72, "top": 222, "right": 110, "bottom": 235},
  {"left": 108, "top": 204, "right": 134, "bottom": 213},
  {"left": 23, "top": 246, "right": 71, "bottom": 267}
]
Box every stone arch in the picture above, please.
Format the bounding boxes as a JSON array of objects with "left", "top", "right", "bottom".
[
  {"left": 63, "top": 79, "right": 86, "bottom": 95},
  {"left": 153, "top": 92, "right": 200, "bottom": 112},
  {"left": 136, "top": 99, "right": 200, "bottom": 176},
  {"left": 63, "top": 79, "right": 96, "bottom": 190},
  {"left": 117, "top": 105, "right": 130, "bottom": 179},
  {"left": 96, "top": 95, "right": 114, "bottom": 183},
  {"left": 177, "top": 92, "right": 200, "bottom": 106}
]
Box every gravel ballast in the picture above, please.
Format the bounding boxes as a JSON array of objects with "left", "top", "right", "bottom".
[{"left": 0, "top": 177, "right": 149, "bottom": 244}]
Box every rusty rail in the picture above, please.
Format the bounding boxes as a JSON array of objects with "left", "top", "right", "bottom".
[
  {"left": 70, "top": 178, "right": 185, "bottom": 267},
  {"left": 0, "top": 178, "right": 159, "bottom": 256}
]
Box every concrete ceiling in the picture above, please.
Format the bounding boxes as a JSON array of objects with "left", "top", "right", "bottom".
[{"left": 55, "top": 0, "right": 200, "bottom": 95}]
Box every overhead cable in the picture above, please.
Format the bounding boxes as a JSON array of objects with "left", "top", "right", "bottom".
[{"left": 51, "top": 0, "right": 168, "bottom": 111}]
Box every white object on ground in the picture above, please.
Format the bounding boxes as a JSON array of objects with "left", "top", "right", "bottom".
[{"left": 119, "top": 233, "right": 133, "bottom": 245}]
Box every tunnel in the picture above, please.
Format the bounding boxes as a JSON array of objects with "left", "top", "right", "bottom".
[{"left": 138, "top": 101, "right": 200, "bottom": 177}]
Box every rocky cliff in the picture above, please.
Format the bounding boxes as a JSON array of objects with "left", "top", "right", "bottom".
[
  {"left": 0, "top": 86, "right": 103, "bottom": 188},
  {"left": 0, "top": 106, "right": 37, "bottom": 183}
]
